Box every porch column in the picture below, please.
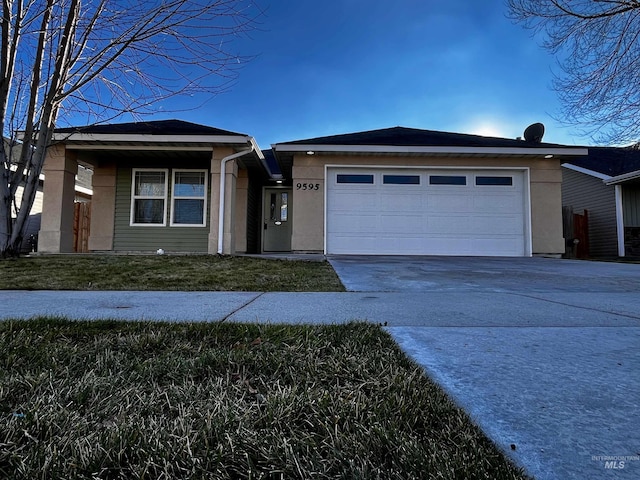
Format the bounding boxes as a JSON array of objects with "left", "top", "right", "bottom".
[
  {"left": 38, "top": 144, "right": 77, "bottom": 253},
  {"left": 88, "top": 161, "right": 117, "bottom": 251},
  {"left": 223, "top": 161, "right": 238, "bottom": 254},
  {"left": 208, "top": 148, "right": 238, "bottom": 254}
]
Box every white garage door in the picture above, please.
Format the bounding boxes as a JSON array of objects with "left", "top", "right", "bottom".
[{"left": 326, "top": 168, "right": 529, "bottom": 256}]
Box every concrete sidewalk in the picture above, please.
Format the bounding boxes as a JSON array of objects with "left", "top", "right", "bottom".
[
  {"left": 1, "top": 289, "right": 639, "bottom": 479},
  {"left": 2, "top": 289, "right": 640, "bottom": 325}
]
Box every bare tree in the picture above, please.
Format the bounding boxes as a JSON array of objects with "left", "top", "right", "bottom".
[
  {"left": 0, "top": 0, "right": 260, "bottom": 258},
  {"left": 508, "top": 0, "right": 640, "bottom": 144}
]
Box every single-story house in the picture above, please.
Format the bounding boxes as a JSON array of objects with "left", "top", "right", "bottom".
[
  {"left": 562, "top": 147, "right": 640, "bottom": 257},
  {"left": 39, "top": 120, "right": 588, "bottom": 257}
]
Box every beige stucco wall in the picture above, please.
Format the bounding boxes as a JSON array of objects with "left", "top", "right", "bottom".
[
  {"left": 208, "top": 147, "right": 240, "bottom": 255},
  {"left": 39, "top": 145, "right": 78, "bottom": 253},
  {"left": 290, "top": 153, "right": 565, "bottom": 255},
  {"left": 88, "top": 161, "right": 116, "bottom": 251}
]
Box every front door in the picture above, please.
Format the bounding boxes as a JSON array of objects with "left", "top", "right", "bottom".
[{"left": 263, "top": 188, "right": 292, "bottom": 252}]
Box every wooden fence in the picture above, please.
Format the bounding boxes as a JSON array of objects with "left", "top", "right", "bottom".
[
  {"left": 73, "top": 202, "right": 91, "bottom": 253},
  {"left": 562, "top": 206, "right": 589, "bottom": 258}
]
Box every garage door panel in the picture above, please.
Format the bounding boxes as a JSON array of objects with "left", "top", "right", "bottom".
[
  {"left": 328, "top": 235, "right": 379, "bottom": 254},
  {"left": 329, "top": 191, "right": 378, "bottom": 211},
  {"left": 470, "top": 215, "right": 524, "bottom": 235},
  {"left": 379, "top": 192, "right": 425, "bottom": 211},
  {"left": 428, "top": 194, "right": 472, "bottom": 211},
  {"left": 421, "top": 237, "right": 474, "bottom": 255},
  {"left": 472, "top": 195, "right": 522, "bottom": 213},
  {"left": 379, "top": 214, "right": 426, "bottom": 234},
  {"left": 330, "top": 213, "right": 378, "bottom": 232},
  {"left": 326, "top": 168, "right": 527, "bottom": 256},
  {"left": 428, "top": 215, "right": 476, "bottom": 234}
]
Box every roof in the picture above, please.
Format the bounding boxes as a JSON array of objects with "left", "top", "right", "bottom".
[
  {"left": 280, "top": 126, "right": 567, "bottom": 149},
  {"left": 55, "top": 119, "right": 246, "bottom": 137},
  {"left": 564, "top": 146, "right": 640, "bottom": 177},
  {"left": 52, "top": 120, "right": 272, "bottom": 179},
  {"left": 273, "top": 126, "right": 587, "bottom": 180}
]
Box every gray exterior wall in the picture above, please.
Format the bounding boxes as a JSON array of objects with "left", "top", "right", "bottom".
[
  {"left": 623, "top": 186, "right": 640, "bottom": 227},
  {"left": 562, "top": 168, "right": 618, "bottom": 256},
  {"left": 113, "top": 166, "right": 210, "bottom": 253}
]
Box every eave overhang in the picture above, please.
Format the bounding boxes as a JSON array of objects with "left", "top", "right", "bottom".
[
  {"left": 605, "top": 170, "right": 640, "bottom": 185},
  {"left": 273, "top": 144, "right": 588, "bottom": 157},
  {"left": 51, "top": 132, "right": 253, "bottom": 151}
]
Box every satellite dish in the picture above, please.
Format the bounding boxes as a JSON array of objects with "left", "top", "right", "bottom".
[{"left": 523, "top": 123, "right": 545, "bottom": 143}]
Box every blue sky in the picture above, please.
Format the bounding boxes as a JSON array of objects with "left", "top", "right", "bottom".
[{"left": 150, "top": 1, "right": 585, "bottom": 149}]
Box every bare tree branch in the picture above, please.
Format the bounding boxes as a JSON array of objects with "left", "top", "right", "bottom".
[
  {"left": 508, "top": 0, "right": 640, "bottom": 144},
  {"left": 0, "top": 0, "right": 261, "bottom": 257}
]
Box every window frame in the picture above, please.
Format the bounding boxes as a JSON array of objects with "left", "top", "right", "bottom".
[
  {"left": 383, "top": 174, "right": 421, "bottom": 185},
  {"left": 475, "top": 176, "right": 514, "bottom": 186},
  {"left": 130, "top": 168, "right": 169, "bottom": 227},
  {"left": 336, "top": 173, "right": 375, "bottom": 184},
  {"left": 170, "top": 169, "right": 208, "bottom": 227},
  {"left": 429, "top": 175, "right": 467, "bottom": 186}
]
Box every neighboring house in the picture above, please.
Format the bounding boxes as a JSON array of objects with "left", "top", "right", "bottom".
[
  {"left": 40, "top": 120, "right": 588, "bottom": 257},
  {"left": 562, "top": 147, "right": 640, "bottom": 257}
]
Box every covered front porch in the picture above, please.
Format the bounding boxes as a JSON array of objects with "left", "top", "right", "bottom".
[{"left": 38, "top": 121, "right": 272, "bottom": 255}]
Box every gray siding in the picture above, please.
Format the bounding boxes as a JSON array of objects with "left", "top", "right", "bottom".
[
  {"left": 562, "top": 168, "right": 618, "bottom": 256},
  {"left": 113, "top": 166, "right": 210, "bottom": 253},
  {"left": 623, "top": 186, "right": 640, "bottom": 227}
]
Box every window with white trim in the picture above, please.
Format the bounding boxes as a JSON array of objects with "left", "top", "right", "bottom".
[
  {"left": 170, "top": 169, "right": 207, "bottom": 226},
  {"left": 131, "top": 169, "right": 168, "bottom": 226}
]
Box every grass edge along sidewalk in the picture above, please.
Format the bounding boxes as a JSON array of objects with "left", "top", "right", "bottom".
[
  {"left": 0, "top": 319, "right": 530, "bottom": 479},
  {"left": 0, "top": 255, "right": 345, "bottom": 292}
]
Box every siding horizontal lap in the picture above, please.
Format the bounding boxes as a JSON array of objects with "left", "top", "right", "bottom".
[
  {"left": 562, "top": 168, "right": 617, "bottom": 256},
  {"left": 114, "top": 167, "right": 210, "bottom": 253}
]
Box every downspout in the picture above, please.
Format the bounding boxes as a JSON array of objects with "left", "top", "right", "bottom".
[
  {"left": 614, "top": 184, "right": 625, "bottom": 257},
  {"left": 217, "top": 139, "right": 257, "bottom": 254}
]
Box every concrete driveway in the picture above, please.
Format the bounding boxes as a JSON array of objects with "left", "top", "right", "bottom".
[
  {"left": 328, "top": 256, "right": 640, "bottom": 480},
  {"left": 1, "top": 256, "right": 638, "bottom": 479}
]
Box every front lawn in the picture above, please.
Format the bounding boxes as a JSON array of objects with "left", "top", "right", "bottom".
[
  {"left": 0, "top": 255, "right": 344, "bottom": 291},
  {"left": 0, "top": 320, "right": 528, "bottom": 479}
]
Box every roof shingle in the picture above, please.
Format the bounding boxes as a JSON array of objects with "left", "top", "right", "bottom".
[
  {"left": 55, "top": 119, "right": 246, "bottom": 137},
  {"left": 281, "top": 126, "right": 566, "bottom": 149},
  {"left": 567, "top": 146, "right": 640, "bottom": 177}
]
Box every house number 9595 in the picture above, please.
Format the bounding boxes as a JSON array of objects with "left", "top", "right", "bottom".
[{"left": 296, "top": 183, "right": 320, "bottom": 191}]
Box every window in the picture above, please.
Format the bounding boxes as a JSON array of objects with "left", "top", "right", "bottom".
[
  {"left": 337, "top": 174, "right": 374, "bottom": 184},
  {"left": 383, "top": 175, "right": 420, "bottom": 185},
  {"left": 131, "top": 169, "right": 168, "bottom": 226},
  {"left": 171, "top": 170, "right": 207, "bottom": 226},
  {"left": 429, "top": 175, "right": 466, "bottom": 185},
  {"left": 476, "top": 176, "right": 513, "bottom": 186}
]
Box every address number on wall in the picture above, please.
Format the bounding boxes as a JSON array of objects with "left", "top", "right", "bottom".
[{"left": 296, "top": 183, "right": 321, "bottom": 191}]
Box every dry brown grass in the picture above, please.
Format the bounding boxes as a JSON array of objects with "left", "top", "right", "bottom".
[
  {"left": 0, "top": 319, "right": 529, "bottom": 479},
  {"left": 0, "top": 255, "right": 345, "bottom": 291}
]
